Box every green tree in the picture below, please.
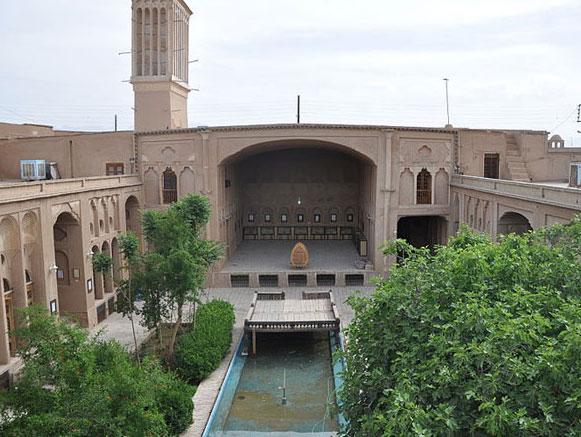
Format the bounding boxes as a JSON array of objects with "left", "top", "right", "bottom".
[
  {"left": 0, "top": 306, "right": 194, "bottom": 436},
  {"left": 133, "top": 252, "right": 170, "bottom": 345},
  {"left": 340, "top": 219, "right": 581, "bottom": 436},
  {"left": 140, "top": 194, "right": 223, "bottom": 361},
  {"left": 115, "top": 231, "right": 142, "bottom": 361},
  {"left": 91, "top": 251, "right": 112, "bottom": 278}
]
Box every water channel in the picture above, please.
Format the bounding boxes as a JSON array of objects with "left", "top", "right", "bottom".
[{"left": 205, "top": 331, "right": 341, "bottom": 436}]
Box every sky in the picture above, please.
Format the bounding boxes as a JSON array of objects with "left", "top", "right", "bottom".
[{"left": 0, "top": 0, "right": 580, "bottom": 144}]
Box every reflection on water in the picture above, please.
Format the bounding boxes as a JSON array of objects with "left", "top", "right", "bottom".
[{"left": 209, "top": 331, "right": 338, "bottom": 436}]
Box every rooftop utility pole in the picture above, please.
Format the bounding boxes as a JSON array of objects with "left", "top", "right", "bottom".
[
  {"left": 443, "top": 78, "right": 450, "bottom": 126},
  {"left": 577, "top": 104, "right": 580, "bottom": 133},
  {"left": 297, "top": 95, "right": 301, "bottom": 124}
]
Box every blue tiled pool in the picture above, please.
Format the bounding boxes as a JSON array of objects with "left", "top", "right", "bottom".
[{"left": 204, "top": 331, "right": 343, "bottom": 436}]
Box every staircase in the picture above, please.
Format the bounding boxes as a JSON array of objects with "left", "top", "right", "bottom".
[{"left": 505, "top": 134, "right": 531, "bottom": 182}]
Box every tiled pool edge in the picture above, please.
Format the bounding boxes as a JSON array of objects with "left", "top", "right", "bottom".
[
  {"left": 186, "top": 326, "right": 245, "bottom": 437},
  {"left": 202, "top": 334, "right": 247, "bottom": 436},
  {"left": 330, "top": 331, "right": 347, "bottom": 428}
]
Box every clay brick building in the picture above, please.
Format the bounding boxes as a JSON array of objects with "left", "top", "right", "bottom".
[{"left": 1, "top": 0, "right": 580, "bottom": 371}]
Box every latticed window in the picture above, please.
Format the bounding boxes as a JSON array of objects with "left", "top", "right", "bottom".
[
  {"left": 162, "top": 168, "right": 177, "bottom": 204},
  {"left": 484, "top": 153, "right": 499, "bottom": 179},
  {"left": 417, "top": 169, "right": 432, "bottom": 204}
]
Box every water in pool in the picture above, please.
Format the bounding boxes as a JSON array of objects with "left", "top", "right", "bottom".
[{"left": 209, "top": 331, "right": 339, "bottom": 436}]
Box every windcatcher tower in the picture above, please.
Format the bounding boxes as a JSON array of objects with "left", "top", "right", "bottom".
[{"left": 131, "top": 0, "right": 192, "bottom": 131}]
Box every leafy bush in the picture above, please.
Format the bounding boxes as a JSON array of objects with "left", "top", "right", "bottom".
[
  {"left": 0, "top": 306, "right": 193, "bottom": 436},
  {"left": 154, "top": 376, "right": 197, "bottom": 435},
  {"left": 340, "top": 220, "right": 581, "bottom": 436},
  {"left": 175, "top": 300, "right": 235, "bottom": 383}
]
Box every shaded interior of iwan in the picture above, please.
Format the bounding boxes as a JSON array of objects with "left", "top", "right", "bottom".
[{"left": 219, "top": 146, "right": 376, "bottom": 261}]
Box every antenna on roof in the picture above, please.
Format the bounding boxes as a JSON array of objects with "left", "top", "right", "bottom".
[
  {"left": 297, "top": 95, "right": 301, "bottom": 124},
  {"left": 443, "top": 78, "right": 451, "bottom": 127}
]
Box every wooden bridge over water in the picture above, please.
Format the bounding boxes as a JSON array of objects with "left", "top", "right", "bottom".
[{"left": 244, "top": 290, "right": 340, "bottom": 355}]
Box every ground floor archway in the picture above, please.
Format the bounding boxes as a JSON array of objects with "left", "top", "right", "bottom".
[
  {"left": 53, "top": 212, "right": 86, "bottom": 324},
  {"left": 397, "top": 216, "right": 448, "bottom": 249},
  {"left": 498, "top": 212, "right": 532, "bottom": 236}
]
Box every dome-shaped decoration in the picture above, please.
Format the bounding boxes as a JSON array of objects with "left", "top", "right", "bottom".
[{"left": 290, "top": 242, "right": 309, "bottom": 268}]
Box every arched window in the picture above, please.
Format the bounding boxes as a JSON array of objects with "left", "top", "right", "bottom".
[
  {"left": 3, "top": 278, "right": 12, "bottom": 293},
  {"left": 162, "top": 168, "right": 177, "bottom": 204},
  {"left": 417, "top": 169, "right": 432, "bottom": 204}
]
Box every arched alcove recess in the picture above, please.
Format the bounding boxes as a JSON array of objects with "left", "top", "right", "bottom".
[
  {"left": 55, "top": 251, "right": 70, "bottom": 286},
  {"left": 91, "top": 245, "right": 104, "bottom": 300},
  {"left": 125, "top": 196, "right": 142, "bottom": 236},
  {"left": 21, "top": 212, "right": 41, "bottom": 305},
  {"left": 0, "top": 216, "right": 19, "bottom": 256},
  {"left": 398, "top": 169, "right": 414, "bottom": 205},
  {"left": 465, "top": 197, "right": 472, "bottom": 227},
  {"left": 473, "top": 199, "right": 480, "bottom": 232},
  {"left": 1, "top": 215, "right": 25, "bottom": 312},
  {"left": 144, "top": 168, "right": 160, "bottom": 205},
  {"left": 482, "top": 203, "right": 489, "bottom": 232},
  {"left": 101, "top": 241, "right": 113, "bottom": 294},
  {"left": 328, "top": 206, "right": 340, "bottom": 225},
  {"left": 498, "top": 212, "right": 533, "bottom": 236},
  {"left": 294, "top": 206, "right": 306, "bottom": 225},
  {"left": 2, "top": 277, "right": 15, "bottom": 358},
  {"left": 278, "top": 207, "right": 290, "bottom": 224},
  {"left": 245, "top": 206, "right": 258, "bottom": 225},
  {"left": 90, "top": 199, "right": 99, "bottom": 238},
  {"left": 111, "top": 197, "right": 120, "bottom": 231},
  {"left": 179, "top": 166, "right": 195, "bottom": 198},
  {"left": 53, "top": 212, "right": 86, "bottom": 325},
  {"left": 435, "top": 169, "right": 449, "bottom": 205},
  {"left": 111, "top": 238, "right": 122, "bottom": 284},
  {"left": 311, "top": 207, "right": 323, "bottom": 224},
  {"left": 452, "top": 193, "right": 460, "bottom": 234},
  {"left": 101, "top": 198, "right": 110, "bottom": 234},
  {"left": 261, "top": 207, "right": 274, "bottom": 225}
]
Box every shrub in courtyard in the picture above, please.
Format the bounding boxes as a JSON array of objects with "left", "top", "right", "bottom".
[
  {"left": 175, "top": 300, "right": 235, "bottom": 383},
  {"left": 340, "top": 219, "right": 581, "bottom": 436},
  {"left": 0, "top": 306, "right": 193, "bottom": 437},
  {"left": 154, "top": 375, "right": 197, "bottom": 435}
]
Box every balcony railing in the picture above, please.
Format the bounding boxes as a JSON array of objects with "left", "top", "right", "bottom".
[{"left": 0, "top": 175, "right": 141, "bottom": 203}]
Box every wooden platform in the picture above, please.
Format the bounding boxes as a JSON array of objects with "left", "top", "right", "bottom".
[{"left": 244, "top": 290, "right": 340, "bottom": 334}]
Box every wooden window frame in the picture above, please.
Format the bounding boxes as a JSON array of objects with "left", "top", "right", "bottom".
[
  {"left": 106, "top": 162, "right": 124, "bottom": 176},
  {"left": 484, "top": 153, "right": 500, "bottom": 179},
  {"left": 162, "top": 168, "right": 177, "bottom": 204},
  {"left": 416, "top": 169, "right": 432, "bottom": 204}
]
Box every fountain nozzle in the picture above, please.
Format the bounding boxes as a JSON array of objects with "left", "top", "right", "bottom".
[{"left": 281, "top": 369, "right": 288, "bottom": 405}]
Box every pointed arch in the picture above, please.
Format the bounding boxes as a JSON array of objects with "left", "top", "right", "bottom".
[
  {"left": 179, "top": 166, "right": 195, "bottom": 198},
  {"left": 144, "top": 168, "right": 160, "bottom": 205}
]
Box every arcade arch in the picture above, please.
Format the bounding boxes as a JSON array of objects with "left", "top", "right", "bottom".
[
  {"left": 53, "top": 212, "right": 86, "bottom": 323},
  {"left": 125, "top": 196, "right": 141, "bottom": 235},
  {"left": 498, "top": 212, "right": 533, "bottom": 236},
  {"left": 397, "top": 216, "right": 448, "bottom": 250}
]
